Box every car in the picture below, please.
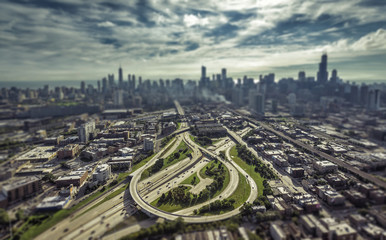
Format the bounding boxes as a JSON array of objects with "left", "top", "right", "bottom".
[{"left": 63, "top": 228, "right": 68, "bottom": 233}]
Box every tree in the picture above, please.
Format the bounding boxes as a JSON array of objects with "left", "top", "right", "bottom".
[
  {"left": 16, "top": 209, "right": 25, "bottom": 221},
  {"left": 0, "top": 208, "right": 9, "bottom": 225},
  {"left": 174, "top": 152, "right": 180, "bottom": 159}
]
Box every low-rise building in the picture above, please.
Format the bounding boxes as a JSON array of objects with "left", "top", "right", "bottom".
[
  {"left": 313, "top": 160, "right": 337, "bottom": 174},
  {"left": 329, "top": 223, "right": 357, "bottom": 240},
  {"left": 315, "top": 185, "right": 345, "bottom": 206},
  {"left": 344, "top": 189, "right": 367, "bottom": 207},
  {"left": 56, "top": 170, "right": 88, "bottom": 187},
  {"left": 92, "top": 164, "right": 111, "bottom": 183},
  {"left": 0, "top": 176, "right": 42, "bottom": 206},
  {"left": 57, "top": 144, "right": 80, "bottom": 159},
  {"left": 108, "top": 156, "right": 132, "bottom": 169},
  {"left": 15, "top": 146, "right": 57, "bottom": 163}
]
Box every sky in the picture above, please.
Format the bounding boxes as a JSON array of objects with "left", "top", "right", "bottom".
[{"left": 0, "top": 0, "right": 386, "bottom": 83}]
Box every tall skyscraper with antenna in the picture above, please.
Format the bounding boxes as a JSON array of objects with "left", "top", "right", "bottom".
[{"left": 317, "top": 53, "right": 328, "bottom": 84}]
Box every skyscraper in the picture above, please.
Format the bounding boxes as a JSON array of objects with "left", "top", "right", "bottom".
[
  {"left": 298, "top": 71, "right": 306, "bottom": 82},
  {"left": 317, "top": 54, "right": 328, "bottom": 84},
  {"left": 80, "top": 81, "right": 85, "bottom": 94},
  {"left": 118, "top": 66, "right": 123, "bottom": 87},
  {"left": 330, "top": 69, "right": 338, "bottom": 84}
]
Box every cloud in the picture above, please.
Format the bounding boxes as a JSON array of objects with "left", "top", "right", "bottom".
[
  {"left": 0, "top": 0, "right": 385, "bottom": 82},
  {"left": 97, "top": 21, "right": 115, "bottom": 27},
  {"left": 351, "top": 28, "right": 386, "bottom": 50},
  {"left": 183, "top": 14, "right": 209, "bottom": 27}
]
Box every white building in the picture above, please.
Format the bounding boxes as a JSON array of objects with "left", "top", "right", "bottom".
[
  {"left": 143, "top": 138, "right": 154, "bottom": 151},
  {"left": 78, "top": 121, "right": 95, "bottom": 143},
  {"left": 92, "top": 164, "right": 111, "bottom": 183}
]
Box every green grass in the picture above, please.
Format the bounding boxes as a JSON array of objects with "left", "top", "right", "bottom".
[
  {"left": 150, "top": 187, "right": 192, "bottom": 212},
  {"left": 197, "top": 170, "right": 249, "bottom": 216},
  {"left": 141, "top": 141, "right": 192, "bottom": 181},
  {"left": 230, "top": 146, "right": 264, "bottom": 197},
  {"left": 180, "top": 172, "right": 200, "bottom": 186},
  {"left": 152, "top": 161, "right": 230, "bottom": 213},
  {"left": 177, "top": 122, "right": 181, "bottom": 130},
  {"left": 227, "top": 171, "right": 251, "bottom": 208},
  {"left": 159, "top": 138, "right": 177, "bottom": 158},
  {"left": 199, "top": 160, "right": 222, "bottom": 179}
]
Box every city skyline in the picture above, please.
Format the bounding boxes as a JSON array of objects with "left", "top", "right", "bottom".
[{"left": 0, "top": 0, "right": 386, "bottom": 82}]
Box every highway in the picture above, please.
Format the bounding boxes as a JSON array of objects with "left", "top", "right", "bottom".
[{"left": 129, "top": 121, "right": 257, "bottom": 222}]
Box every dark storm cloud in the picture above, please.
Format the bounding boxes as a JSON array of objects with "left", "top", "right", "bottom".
[
  {"left": 7, "top": 0, "right": 80, "bottom": 14},
  {"left": 185, "top": 42, "right": 200, "bottom": 51},
  {"left": 99, "top": 38, "right": 122, "bottom": 49},
  {"left": 204, "top": 23, "right": 241, "bottom": 42},
  {"left": 224, "top": 10, "right": 257, "bottom": 22}
]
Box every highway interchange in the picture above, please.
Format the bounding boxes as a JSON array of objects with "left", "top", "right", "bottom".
[{"left": 40, "top": 101, "right": 338, "bottom": 239}]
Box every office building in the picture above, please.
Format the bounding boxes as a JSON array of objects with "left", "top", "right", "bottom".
[
  {"left": 317, "top": 54, "right": 328, "bottom": 84},
  {"left": 118, "top": 66, "right": 123, "bottom": 87},
  {"left": 143, "top": 138, "right": 154, "bottom": 151},
  {"left": 368, "top": 89, "right": 380, "bottom": 111}
]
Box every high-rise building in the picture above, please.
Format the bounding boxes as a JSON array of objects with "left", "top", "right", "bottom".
[
  {"left": 360, "top": 84, "right": 369, "bottom": 106},
  {"left": 102, "top": 77, "right": 107, "bottom": 93},
  {"left": 248, "top": 89, "right": 265, "bottom": 115},
  {"left": 330, "top": 69, "right": 338, "bottom": 83},
  {"left": 317, "top": 54, "right": 328, "bottom": 84},
  {"left": 78, "top": 121, "right": 95, "bottom": 143},
  {"left": 368, "top": 89, "right": 380, "bottom": 111},
  {"left": 221, "top": 68, "right": 227, "bottom": 82},
  {"left": 108, "top": 74, "right": 114, "bottom": 89},
  {"left": 97, "top": 80, "right": 101, "bottom": 93},
  {"left": 201, "top": 66, "right": 206, "bottom": 81},
  {"left": 80, "top": 81, "right": 86, "bottom": 94},
  {"left": 298, "top": 71, "right": 306, "bottom": 82},
  {"left": 118, "top": 66, "right": 123, "bottom": 87},
  {"left": 114, "top": 89, "right": 123, "bottom": 106}
]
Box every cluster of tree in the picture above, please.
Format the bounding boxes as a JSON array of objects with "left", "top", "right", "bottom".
[
  {"left": 195, "top": 136, "right": 212, "bottom": 146},
  {"left": 242, "top": 130, "right": 255, "bottom": 141},
  {"left": 253, "top": 195, "right": 271, "bottom": 209},
  {"left": 85, "top": 183, "right": 101, "bottom": 194},
  {"left": 236, "top": 144, "right": 276, "bottom": 180},
  {"left": 0, "top": 208, "right": 9, "bottom": 225},
  {"left": 133, "top": 151, "right": 154, "bottom": 165},
  {"left": 190, "top": 176, "right": 198, "bottom": 185},
  {"left": 161, "top": 135, "right": 173, "bottom": 148},
  {"left": 167, "top": 146, "right": 188, "bottom": 163},
  {"left": 109, "top": 179, "right": 118, "bottom": 187},
  {"left": 219, "top": 151, "right": 226, "bottom": 161},
  {"left": 150, "top": 158, "right": 164, "bottom": 173},
  {"left": 42, "top": 173, "right": 57, "bottom": 184},
  {"left": 158, "top": 186, "right": 190, "bottom": 205},
  {"left": 196, "top": 199, "right": 235, "bottom": 214},
  {"left": 111, "top": 164, "right": 130, "bottom": 171},
  {"left": 262, "top": 180, "right": 273, "bottom": 196}
]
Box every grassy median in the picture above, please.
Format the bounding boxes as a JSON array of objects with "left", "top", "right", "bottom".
[{"left": 230, "top": 146, "right": 264, "bottom": 197}]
